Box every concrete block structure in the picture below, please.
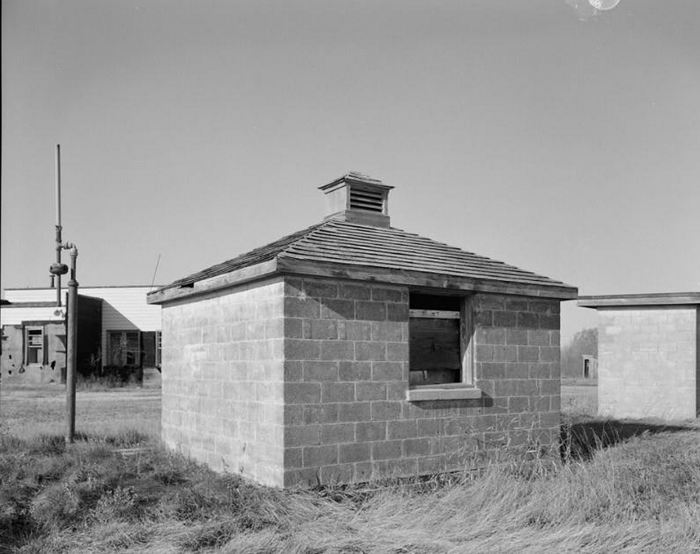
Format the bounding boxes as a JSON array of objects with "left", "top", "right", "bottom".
[
  {"left": 579, "top": 293, "right": 700, "bottom": 421},
  {"left": 149, "top": 173, "right": 577, "bottom": 487}
]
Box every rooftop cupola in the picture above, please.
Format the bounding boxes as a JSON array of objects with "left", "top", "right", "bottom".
[{"left": 319, "top": 172, "right": 394, "bottom": 228}]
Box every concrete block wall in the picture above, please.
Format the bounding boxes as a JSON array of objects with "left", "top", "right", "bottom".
[
  {"left": 472, "top": 294, "right": 562, "bottom": 452},
  {"left": 597, "top": 307, "right": 698, "bottom": 420},
  {"left": 282, "top": 276, "right": 562, "bottom": 486},
  {"left": 161, "top": 278, "right": 285, "bottom": 486}
]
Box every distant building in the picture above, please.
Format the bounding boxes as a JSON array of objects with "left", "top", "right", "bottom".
[
  {"left": 560, "top": 328, "right": 598, "bottom": 382},
  {"left": 579, "top": 292, "right": 700, "bottom": 420},
  {"left": 581, "top": 355, "right": 597, "bottom": 380},
  {"left": 1, "top": 286, "right": 162, "bottom": 383},
  {"left": 148, "top": 172, "right": 577, "bottom": 487}
]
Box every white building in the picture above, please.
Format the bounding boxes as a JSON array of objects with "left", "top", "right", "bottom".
[{"left": 1, "top": 286, "right": 162, "bottom": 382}]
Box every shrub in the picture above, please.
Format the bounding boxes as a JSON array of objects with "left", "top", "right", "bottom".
[{"left": 91, "top": 486, "right": 138, "bottom": 524}]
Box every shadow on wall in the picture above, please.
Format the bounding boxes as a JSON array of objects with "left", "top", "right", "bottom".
[
  {"left": 101, "top": 300, "right": 140, "bottom": 330},
  {"left": 561, "top": 418, "right": 694, "bottom": 462}
]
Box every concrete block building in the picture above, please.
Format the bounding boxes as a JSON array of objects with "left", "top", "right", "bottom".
[
  {"left": 579, "top": 292, "right": 700, "bottom": 420},
  {"left": 148, "top": 173, "right": 577, "bottom": 487}
]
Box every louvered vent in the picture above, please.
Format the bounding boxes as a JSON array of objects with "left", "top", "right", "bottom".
[
  {"left": 349, "top": 188, "right": 385, "bottom": 213},
  {"left": 319, "top": 172, "right": 394, "bottom": 227}
]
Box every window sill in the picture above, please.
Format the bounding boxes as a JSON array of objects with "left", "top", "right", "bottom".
[{"left": 406, "top": 385, "right": 482, "bottom": 402}]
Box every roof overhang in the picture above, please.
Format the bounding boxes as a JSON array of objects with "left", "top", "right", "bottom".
[
  {"left": 578, "top": 292, "right": 700, "bottom": 308},
  {"left": 147, "top": 259, "right": 279, "bottom": 305},
  {"left": 318, "top": 172, "right": 394, "bottom": 193},
  {"left": 0, "top": 301, "right": 59, "bottom": 308},
  {"left": 149, "top": 257, "right": 577, "bottom": 305},
  {"left": 278, "top": 258, "right": 578, "bottom": 299}
]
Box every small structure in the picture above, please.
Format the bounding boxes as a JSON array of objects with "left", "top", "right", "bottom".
[
  {"left": 579, "top": 292, "right": 700, "bottom": 420},
  {"left": 148, "top": 173, "right": 577, "bottom": 487},
  {"left": 1, "top": 286, "right": 162, "bottom": 383},
  {"left": 1, "top": 294, "right": 101, "bottom": 383},
  {"left": 581, "top": 355, "right": 597, "bottom": 380}
]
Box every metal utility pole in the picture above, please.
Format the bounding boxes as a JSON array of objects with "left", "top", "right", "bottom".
[
  {"left": 65, "top": 244, "right": 79, "bottom": 443},
  {"left": 48, "top": 144, "right": 79, "bottom": 443}
]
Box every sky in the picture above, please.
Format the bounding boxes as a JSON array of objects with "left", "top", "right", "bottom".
[{"left": 2, "top": 0, "right": 699, "bottom": 343}]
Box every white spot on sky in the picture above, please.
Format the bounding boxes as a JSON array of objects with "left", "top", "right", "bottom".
[
  {"left": 566, "top": 0, "right": 621, "bottom": 21},
  {"left": 589, "top": 0, "right": 621, "bottom": 10}
]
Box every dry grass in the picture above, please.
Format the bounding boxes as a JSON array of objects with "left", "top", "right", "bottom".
[
  {"left": 1, "top": 383, "right": 699, "bottom": 553},
  {"left": 0, "top": 382, "right": 160, "bottom": 440}
]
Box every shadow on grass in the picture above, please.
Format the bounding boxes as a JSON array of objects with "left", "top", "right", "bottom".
[{"left": 561, "top": 418, "right": 694, "bottom": 462}]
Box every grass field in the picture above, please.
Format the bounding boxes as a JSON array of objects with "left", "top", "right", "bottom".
[
  {"left": 561, "top": 383, "right": 597, "bottom": 416},
  {"left": 1, "top": 383, "right": 160, "bottom": 440},
  {"left": 1, "top": 382, "right": 699, "bottom": 553}
]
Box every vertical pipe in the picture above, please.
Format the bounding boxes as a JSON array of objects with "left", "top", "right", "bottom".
[
  {"left": 55, "top": 145, "right": 63, "bottom": 307},
  {"left": 65, "top": 246, "right": 78, "bottom": 443},
  {"left": 55, "top": 144, "right": 62, "bottom": 227}
]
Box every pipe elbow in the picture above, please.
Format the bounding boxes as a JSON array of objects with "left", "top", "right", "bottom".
[{"left": 63, "top": 242, "right": 78, "bottom": 255}]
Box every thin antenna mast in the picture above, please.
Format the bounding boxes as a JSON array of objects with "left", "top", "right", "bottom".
[
  {"left": 150, "top": 253, "right": 162, "bottom": 291},
  {"left": 55, "top": 145, "right": 63, "bottom": 306}
]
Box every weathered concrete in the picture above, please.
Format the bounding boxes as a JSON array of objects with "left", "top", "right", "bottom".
[
  {"left": 0, "top": 322, "right": 65, "bottom": 384},
  {"left": 158, "top": 274, "right": 564, "bottom": 487},
  {"left": 281, "top": 276, "right": 561, "bottom": 486},
  {"left": 596, "top": 306, "right": 698, "bottom": 420},
  {"left": 160, "top": 278, "right": 285, "bottom": 487}
]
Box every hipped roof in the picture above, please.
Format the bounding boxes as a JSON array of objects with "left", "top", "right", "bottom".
[{"left": 148, "top": 219, "right": 577, "bottom": 304}]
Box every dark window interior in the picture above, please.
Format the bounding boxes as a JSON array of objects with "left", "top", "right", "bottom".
[
  {"left": 108, "top": 331, "right": 141, "bottom": 368},
  {"left": 410, "top": 293, "right": 462, "bottom": 311},
  {"left": 26, "top": 328, "right": 43, "bottom": 365},
  {"left": 409, "top": 293, "right": 463, "bottom": 386}
]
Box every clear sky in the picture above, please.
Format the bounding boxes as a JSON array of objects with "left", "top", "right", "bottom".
[{"left": 2, "top": 0, "right": 699, "bottom": 343}]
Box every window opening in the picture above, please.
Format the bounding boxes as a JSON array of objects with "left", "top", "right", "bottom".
[
  {"left": 108, "top": 330, "right": 141, "bottom": 368},
  {"left": 25, "top": 327, "right": 44, "bottom": 365},
  {"left": 155, "top": 331, "right": 162, "bottom": 368},
  {"left": 409, "top": 293, "right": 473, "bottom": 387}
]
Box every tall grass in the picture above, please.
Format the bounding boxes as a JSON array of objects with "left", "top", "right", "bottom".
[
  {"left": 1, "top": 419, "right": 698, "bottom": 553},
  {"left": 1, "top": 383, "right": 160, "bottom": 441}
]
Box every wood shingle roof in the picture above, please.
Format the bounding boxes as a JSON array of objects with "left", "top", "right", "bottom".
[{"left": 153, "top": 219, "right": 575, "bottom": 299}]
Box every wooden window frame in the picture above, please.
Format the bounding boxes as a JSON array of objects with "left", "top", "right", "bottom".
[
  {"left": 24, "top": 326, "right": 44, "bottom": 366},
  {"left": 582, "top": 357, "right": 592, "bottom": 379},
  {"left": 155, "top": 331, "right": 162, "bottom": 368},
  {"left": 107, "top": 330, "right": 141, "bottom": 368},
  {"left": 407, "top": 295, "right": 481, "bottom": 401}
]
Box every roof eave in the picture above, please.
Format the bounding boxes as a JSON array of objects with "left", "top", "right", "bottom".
[
  {"left": 319, "top": 173, "right": 393, "bottom": 193},
  {"left": 147, "top": 259, "right": 279, "bottom": 305},
  {"left": 278, "top": 258, "right": 578, "bottom": 300},
  {"left": 578, "top": 292, "right": 700, "bottom": 308},
  {"left": 148, "top": 256, "right": 578, "bottom": 306}
]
